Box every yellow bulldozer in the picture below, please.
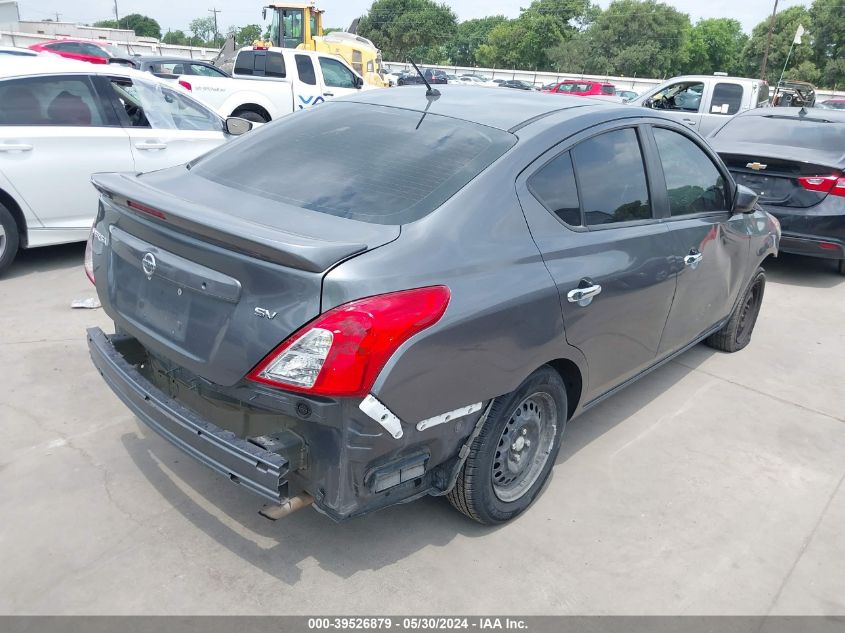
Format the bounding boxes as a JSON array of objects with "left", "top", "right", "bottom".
[{"left": 261, "top": 3, "right": 387, "bottom": 88}]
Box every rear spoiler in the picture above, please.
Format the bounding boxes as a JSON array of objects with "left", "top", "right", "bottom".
[{"left": 91, "top": 172, "right": 369, "bottom": 273}]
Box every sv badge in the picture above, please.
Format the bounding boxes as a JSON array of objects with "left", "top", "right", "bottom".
[{"left": 254, "top": 307, "right": 278, "bottom": 320}]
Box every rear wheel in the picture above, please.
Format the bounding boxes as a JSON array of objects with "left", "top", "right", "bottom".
[
  {"left": 232, "top": 109, "right": 268, "bottom": 124},
  {"left": 838, "top": 259, "right": 845, "bottom": 276},
  {"left": 706, "top": 267, "right": 766, "bottom": 353},
  {"left": 447, "top": 366, "right": 567, "bottom": 524},
  {"left": 0, "top": 203, "right": 20, "bottom": 276}
]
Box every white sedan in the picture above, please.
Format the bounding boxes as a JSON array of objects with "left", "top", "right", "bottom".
[{"left": 0, "top": 56, "right": 251, "bottom": 273}]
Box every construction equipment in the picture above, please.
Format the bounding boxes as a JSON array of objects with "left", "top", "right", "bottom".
[{"left": 261, "top": 3, "right": 386, "bottom": 88}]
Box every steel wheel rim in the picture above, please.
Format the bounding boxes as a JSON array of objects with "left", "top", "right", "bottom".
[
  {"left": 736, "top": 280, "right": 762, "bottom": 345},
  {"left": 492, "top": 392, "right": 557, "bottom": 503}
]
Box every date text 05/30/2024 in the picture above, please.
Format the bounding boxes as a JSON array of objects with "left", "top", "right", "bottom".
[{"left": 307, "top": 618, "right": 529, "bottom": 630}]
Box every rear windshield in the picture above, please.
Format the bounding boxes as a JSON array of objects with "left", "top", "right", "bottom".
[
  {"left": 191, "top": 102, "right": 515, "bottom": 225},
  {"left": 713, "top": 115, "right": 845, "bottom": 153}
]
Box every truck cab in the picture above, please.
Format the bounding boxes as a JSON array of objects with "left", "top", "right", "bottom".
[{"left": 630, "top": 75, "right": 770, "bottom": 136}]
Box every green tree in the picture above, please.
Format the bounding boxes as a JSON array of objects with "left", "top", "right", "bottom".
[
  {"left": 684, "top": 18, "right": 748, "bottom": 75},
  {"left": 94, "top": 13, "right": 161, "bottom": 39},
  {"left": 741, "top": 5, "right": 813, "bottom": 83},
  {"left": 357, "top": 0, "right": 458, "bottom": 63},
  {"left": 810, "top": 0, "right": 845, "bottom": 87},
  {"left": 475, "top": 0, "right": 590, "bottom": 70},
  {"left": 234, "top": 24, "right": 262, "bottom": 47},
  {"left": 189, "top": 16, "right": 217, "bottom": 45},
  {"left": 161, "top": 30, "right": 188, "bottom": 46},
  {"left": 445, "top": 15, "right": 507, "bottom": 66},
  {"left": 577, "top": 0, "right": 692, "bottom": 77}
]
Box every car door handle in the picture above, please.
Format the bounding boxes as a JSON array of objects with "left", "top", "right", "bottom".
[
  {"left": 682, "top": 118, "right": 697, "bottom": 126},
  {"left": 684, "top": 251, "right": 703, "bottom": 268},
  {"left": 0, "top": 143, "right": 33, "bottom": 152},
  {"left": 323, "top": 92, "right": 334, "bottom": 97},
  {"left": 135, "top": 141, "right": 168, "bottom": 150},
  {"left": 567, "top": 282, "right": 602, "bottom": 307}
]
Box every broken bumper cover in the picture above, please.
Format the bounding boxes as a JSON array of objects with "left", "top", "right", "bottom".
[{"left": 87, "top": 327, "right": 289, "bottom": 502}]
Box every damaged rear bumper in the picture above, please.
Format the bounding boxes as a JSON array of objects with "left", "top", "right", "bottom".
[{"left": 87, "top": 327, "right": 290, "bottom": 502}]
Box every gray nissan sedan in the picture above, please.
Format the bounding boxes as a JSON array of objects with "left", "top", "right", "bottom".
[{"left": 86, "top": 86, "right": 780, "bottom": 524}]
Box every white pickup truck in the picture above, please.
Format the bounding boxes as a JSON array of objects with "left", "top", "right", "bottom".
[
  {"left": 176, "top": 47, "right": 374, "bottom": 123},
  {"left": 628, "top": 74, "right": 770, "bottom": 136}
]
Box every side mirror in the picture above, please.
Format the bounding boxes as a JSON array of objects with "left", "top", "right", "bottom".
[
  {"left": 355, "top": 75, "right": 364, "bottom": 89},
  {"left": 733, "top": 184, "right": 759, "bottom": 214},
  {"left": 225, "top": 117, "right": 253, "bottom": 136},
  {"left": 643, "top": 97, "right": 654, "bottom": 108}
]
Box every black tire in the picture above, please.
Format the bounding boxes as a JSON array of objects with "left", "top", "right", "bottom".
[
  {"left": 705, "top": 267, "right": 766, "bottom": 353},
  {"left": 232, "top": 109, "right": 268, "bottom": 124},
  {"left": 447, "top": 366, "right": 567, "bottom": 524},
  {"left": 838, "top": 259, "right": 845, "bottom": 276},
  {"left": 0, "top": 202, "right": 20, "bottom": 276}
]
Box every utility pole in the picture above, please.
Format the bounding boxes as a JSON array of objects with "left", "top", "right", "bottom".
[
  {"left": 55, "top": 12, "right": 61, "bottom": 22},
  {"left": 113, "top": 0, "right": 119, "bottom": 23},
  {"left": 209, "top": 8, "right": 221, "bottom": 42},
  {"left": 760, "top": 0, "right": 779, "bottom": 80}
]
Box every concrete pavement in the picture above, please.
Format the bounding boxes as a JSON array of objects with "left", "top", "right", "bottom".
[{"left": 1, "top": 244, "right": 843, "bottom": 615}]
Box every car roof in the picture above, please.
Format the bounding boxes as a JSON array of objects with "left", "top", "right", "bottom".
[
  {"left": 34, "top": 38, "right": 110, "bottom": 45},
  {"left": 734, "top": 107, "right": 845, "bottom": 122},
  {"left": 340, "top": 85, "right": 610, "bottom": 132},
  {"left": 0, "top": 55, "right": 164, "bottom": 83},
  {"left": 137, "top": 56, "right": 210, "bottom": 63}
]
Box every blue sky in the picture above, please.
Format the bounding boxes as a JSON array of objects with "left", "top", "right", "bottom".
[{"left": 16, "top": 0, "right": 809, "bottom": 36}]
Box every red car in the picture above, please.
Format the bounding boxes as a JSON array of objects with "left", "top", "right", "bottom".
[
  {"left": 28, "top": 39, "right": 132, "bottom": 65},
  {"left": 544, "top": 80, "right": 616, "bottom": 97}
]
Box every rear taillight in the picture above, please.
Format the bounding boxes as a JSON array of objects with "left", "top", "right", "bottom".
[
  {"left": 178, "top": 79, "right": 192, "bottom": 91},
  {"left": 247, "top": 286, "right": 451, "bottom": 397},
  {"left": 84, "top": 228, "right": 95, "bottom": 284},
  {"left": 798, "top": 175, "right": 845, "bottom": 197}
]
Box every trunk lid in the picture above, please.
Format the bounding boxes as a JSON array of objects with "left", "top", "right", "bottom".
[
  {"left": 716, "top": 142, "right": 844, "bottom": 209},
  {"left": 91, "top": 167, "right": 400, "bottom": 387}
]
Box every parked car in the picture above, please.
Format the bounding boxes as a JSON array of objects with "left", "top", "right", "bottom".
[
  {"left": 0, "top": 57, "right": 251, "bottom": 274},
  {"left": 457, "top": 75, "right": 496, "bottom": 87},
  {"left": 177, "top": 47, "right": 372, "bottom": 123},
  {"left": 710, "top": 107, "right": 845, "bottom": 275},
  {"left": 136, "top": 56, "right": 229, "bottom": 80},
  {"left": 544, "top": 80, "right": 616, "bottom": 96},
  {"left": 28, "top": 39, "right": 135, "bottom": 66},
  {"left": 616, "top": 89, "right": 638, "bottom": 100},
  {"left": 398, "top": 68, "right": 448, "bottom": 86},
  {"left": 499, "top": 79, "right": 534, "bottom": 91},
  {"left": 629, "top": 75, "right": 770, "bottom": 136},
  {"left": 86, "top": 87, "right": 778, "bottom": 525},
  {"left": 817, "top": 99, "right": 845, "bottom": 110},
  {"left": 446, "top": 73, "right": 460, "bottom": 83}
]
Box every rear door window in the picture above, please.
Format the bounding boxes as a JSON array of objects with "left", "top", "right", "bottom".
[
  {"left": 528, "top": 151, "right": 581, "bottom": 226},
  {"left": 653, "top": 128, "right": 728, "bottom": 215},
  {"left": 572, "top": 128, "right": 652, "bottom": 226},
  {"left": 191, "top": 102, "right": 516, "bottom": 225},
  {"left": 295, "top": 54, "right": 317, "bottom": 85},
  {"left": 710, "top": 83, "right": 743, "bottom": 115},
  {"left": 0, "top": 75, "right": 108, "bottom": 126}
]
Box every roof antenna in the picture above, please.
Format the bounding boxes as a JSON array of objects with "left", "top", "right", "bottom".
[{"left": 408, "top": 58, "right": 440, "bottom": 97}]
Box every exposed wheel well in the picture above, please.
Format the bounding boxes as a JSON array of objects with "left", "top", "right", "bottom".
[
  {"left": 547, "top": 358, "right": 582, "bottom": 420},
  {"left": 0, "top": 188, "right": 27, "bottom": 248},
  {"left": 231, "top": 104, "right": 271, "bottom": 122}
]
